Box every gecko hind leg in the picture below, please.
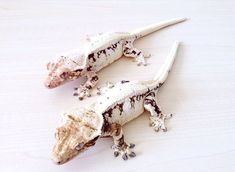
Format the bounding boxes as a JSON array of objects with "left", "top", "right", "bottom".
[
  {"left": 123, "top": 38, "right": 150, "bottom": 66},
  {"left": 73, "top": 71, "right": 99, "bottom": 100},
  {"left": 110, "top": 123, "right": 136, "bottom": 160},
  {"left": 144, "top": 92, "right": 172, "bottom": 132}
]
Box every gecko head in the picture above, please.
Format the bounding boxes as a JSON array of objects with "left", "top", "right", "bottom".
[
  {"left": 44, "top": 55, "right": 85, "bottom": 89},
  {"left": 52, "top": 109, "right": 103, "bottom": 165}
]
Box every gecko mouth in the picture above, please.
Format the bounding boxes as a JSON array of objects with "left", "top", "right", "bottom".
[
  {"left": 52, "top": 137, "right": 99, "bottom": 165},
  {"left": 52, "top": 147, "right": 87, "bottom": 165},
  {"left": 44, "top": 79, "right": 65, "bottom": 89}
]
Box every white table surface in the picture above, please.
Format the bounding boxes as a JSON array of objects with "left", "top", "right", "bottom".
[{"left": 0, "top": 0, "right": 235, "bottom": 171}]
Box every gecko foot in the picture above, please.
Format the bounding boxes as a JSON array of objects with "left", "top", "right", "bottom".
[
  {"left": 73, "top": 87, "right": 91, "bottom": 100},
  {"left": 149, "top": 114, "right": 173, "bottom": 132},
  {"left": 112, "top": 143, "right": 136, "bottom": 160},
  {"left": 106, "top": 82, "right": 114, "bottom": 88},
  {"left": 136, "top": 58, "right": 147, "bottom": 66},
  {"left": 96, "top": 87, "right": 102, "bottom": 95},
  {"left": 144, "top": 52, "right": 151, "bottom": 58}
]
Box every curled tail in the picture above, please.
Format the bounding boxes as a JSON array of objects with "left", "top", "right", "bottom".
[
  {"left": 130, "top": 18, "right": 187, "bottom": 39},
  {"left": 154, "top": 41, "right": 180, "bottom": 84}
]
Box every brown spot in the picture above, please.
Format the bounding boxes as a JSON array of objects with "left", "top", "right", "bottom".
[
  {"left": 159, "top": 82, "right": 164, "bottom": 87},
  {"left": 91, "top": 76, "right": 98, "bottom": 82},
  {"left": 116, "top": 103, "right": 124, "bottom": 114},
  {"left": 132, "top": 50, "right": 136, "bottom": 55},
  {"left": 88, "top": 53, "right": 96, "bottom": 62},
  {"left": 73, "top": 92, "right": 78, "bottom": 96},
  {"left": 144, "top": 98, "right": 161, "bottom": 114},
  {"left": 121, "top": 80, "right": 129, "bottom": 84},
  {"left": 87, "top": 66, "right": 92, "bottom": 71},
  {"left": 101, "top": 118, "right": 110, "bottom": 133},
  {"left": 75, "top": 69, "right": 83, "bottom": 72},
  {"left": 104, "top": 108, "right": 113, "bottom": 117},
  {"left": 85, "top": 85, "right": 92, "bottom": 89},
  {"left": 117, "top": 135, "right": 125, "bottom": 147},
  {"left": 130, "top": 96, "right": 136, "bottom": 108}
]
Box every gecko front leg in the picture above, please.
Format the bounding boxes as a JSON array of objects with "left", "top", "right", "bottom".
[
  {"left": 144, "top": 92, "right": 172, "bottom": 132},
  {"left": 110, "top": 123, "right": 136, "bottom": 160},
  {"left": 123, "top": 38, "right": 150, "bottom": 66},
  {"left": 73, "top": 71, "right": 99, "bottom": 100}
]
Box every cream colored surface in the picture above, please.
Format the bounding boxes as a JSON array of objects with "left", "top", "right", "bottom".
[{"left": 0, "top": 0, "right": 234, "bottom": 172}]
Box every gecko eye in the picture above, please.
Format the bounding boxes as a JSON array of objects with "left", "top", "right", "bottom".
[
  {"left": 54, "top": 132, "right": 58, "bottom": 139},
  {"left": 75, "top": 143, "right": 84, "bottom": 150},
  {"left": 60, "top": 72, "right": 69, "bottom": 79}
]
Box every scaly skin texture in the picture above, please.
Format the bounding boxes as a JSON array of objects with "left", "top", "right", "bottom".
[
  {"left": 52, "top": 41, "right": 180, "bottom": 164},
  {"left": 45, "top": 18, "right": 186, "bottom": 100}
]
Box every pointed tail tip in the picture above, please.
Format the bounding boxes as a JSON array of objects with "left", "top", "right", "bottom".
[
  {"left": 173, "top": 40, "right": 181, "bottom": 48},
  {"left": 177, "top": 17, "right": 188, "bottom": 22}
]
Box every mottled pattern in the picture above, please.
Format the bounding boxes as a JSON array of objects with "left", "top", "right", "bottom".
[
  {"left": 52, "top": 38, "right": 181, "bottom": 164},
  {"left": 45, "top": 18, "right": 186, "bottom": 99}
]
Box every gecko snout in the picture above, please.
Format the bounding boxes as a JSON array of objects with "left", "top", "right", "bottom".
[
  {"left": 44, "top": 82, "right": 53, "bottom": 89},
  {"left": 44, "top": 80, "right": 59, "bottom": 89}
]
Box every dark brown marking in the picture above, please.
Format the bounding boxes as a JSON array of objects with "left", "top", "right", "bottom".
[
  {"left": 87, "top": 66, "right": 92, "bottom": 71},
  {"left": 130, "top": 96, "right": 136, "bottom": 108},
  {"left": 75, "top": 69, "right": 83, "bottom": 72},
  {"left": 121, "top": 80, "right": 130, "bottom": 84},
  {"left": 73, "top": 92, "right": 78, "bottom": 96},
  {"left": 91, "top": 75, "right": 98, "bottom": 81},
  {"left": 101, "top": 117, "right": 110, "bottom": 133},
  {"left": 117, "top": 135, "right": 125, "bottom": 147},
  {"left": 144, "top": 98, "right": 161, "bottom": 115},
  {"left": 116, "top": 103, "right": 124, "bottom": 114},
  {"left": 85, "top": 85, "right": 92, "bottom": 89},
  {"left": 137, "top": 52, "right": 141, "bottom": 56},
  {"left": 88, "top": 53, "right": 96, "bottom": 62},
  {"left": 85, "top": 136, "right": 99, "bottom": 147},
  {"left": 104, "top": 108, "right": 113, "bottom": 117},
  {"left": 159, "top": 82, "right": 164, "bottom": 87}
]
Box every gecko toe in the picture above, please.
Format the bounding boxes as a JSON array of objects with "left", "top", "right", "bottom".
[
  {"left": 73, "top": 92, "right": 78, "bottom": 96},
  {"left": 129, "top": 152, "right": 136, "bottom": 158},
  {"left": 162, "top": 128, "right": 168, "bottom": 132},
  {"left": 114, "top": 151, "right": 120, "bottom": 157},
  {"left": 78, "top": 96, "right": 84, "bottom": 100},
  {"left": 122, "top": 153, "right": 128, "bottom": 160},
  {"left": 129, "top": 143, "right": 135, "bottom": 149}
]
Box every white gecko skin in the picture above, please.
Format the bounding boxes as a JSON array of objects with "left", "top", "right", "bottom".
[
  {"left": 44, "top": 18, "right": 186, "bottom": 100},
  {"left": 52, "top": 41, "right": 180, "bottom": 164}
]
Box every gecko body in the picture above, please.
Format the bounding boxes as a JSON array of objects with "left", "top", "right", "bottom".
[
  {"left": 45, "top": 18, "right": 186, "bottom": 99},
  {"left": 52, "top": 41, "right": 180, "bottom": 164}
]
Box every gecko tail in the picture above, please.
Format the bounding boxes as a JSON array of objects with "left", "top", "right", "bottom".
[
  {"left": 130, "top": 18, "right": 187, "bottom": 39},
  {"left": 154, "top": 41, "right": 180, "bottom": 84}
]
